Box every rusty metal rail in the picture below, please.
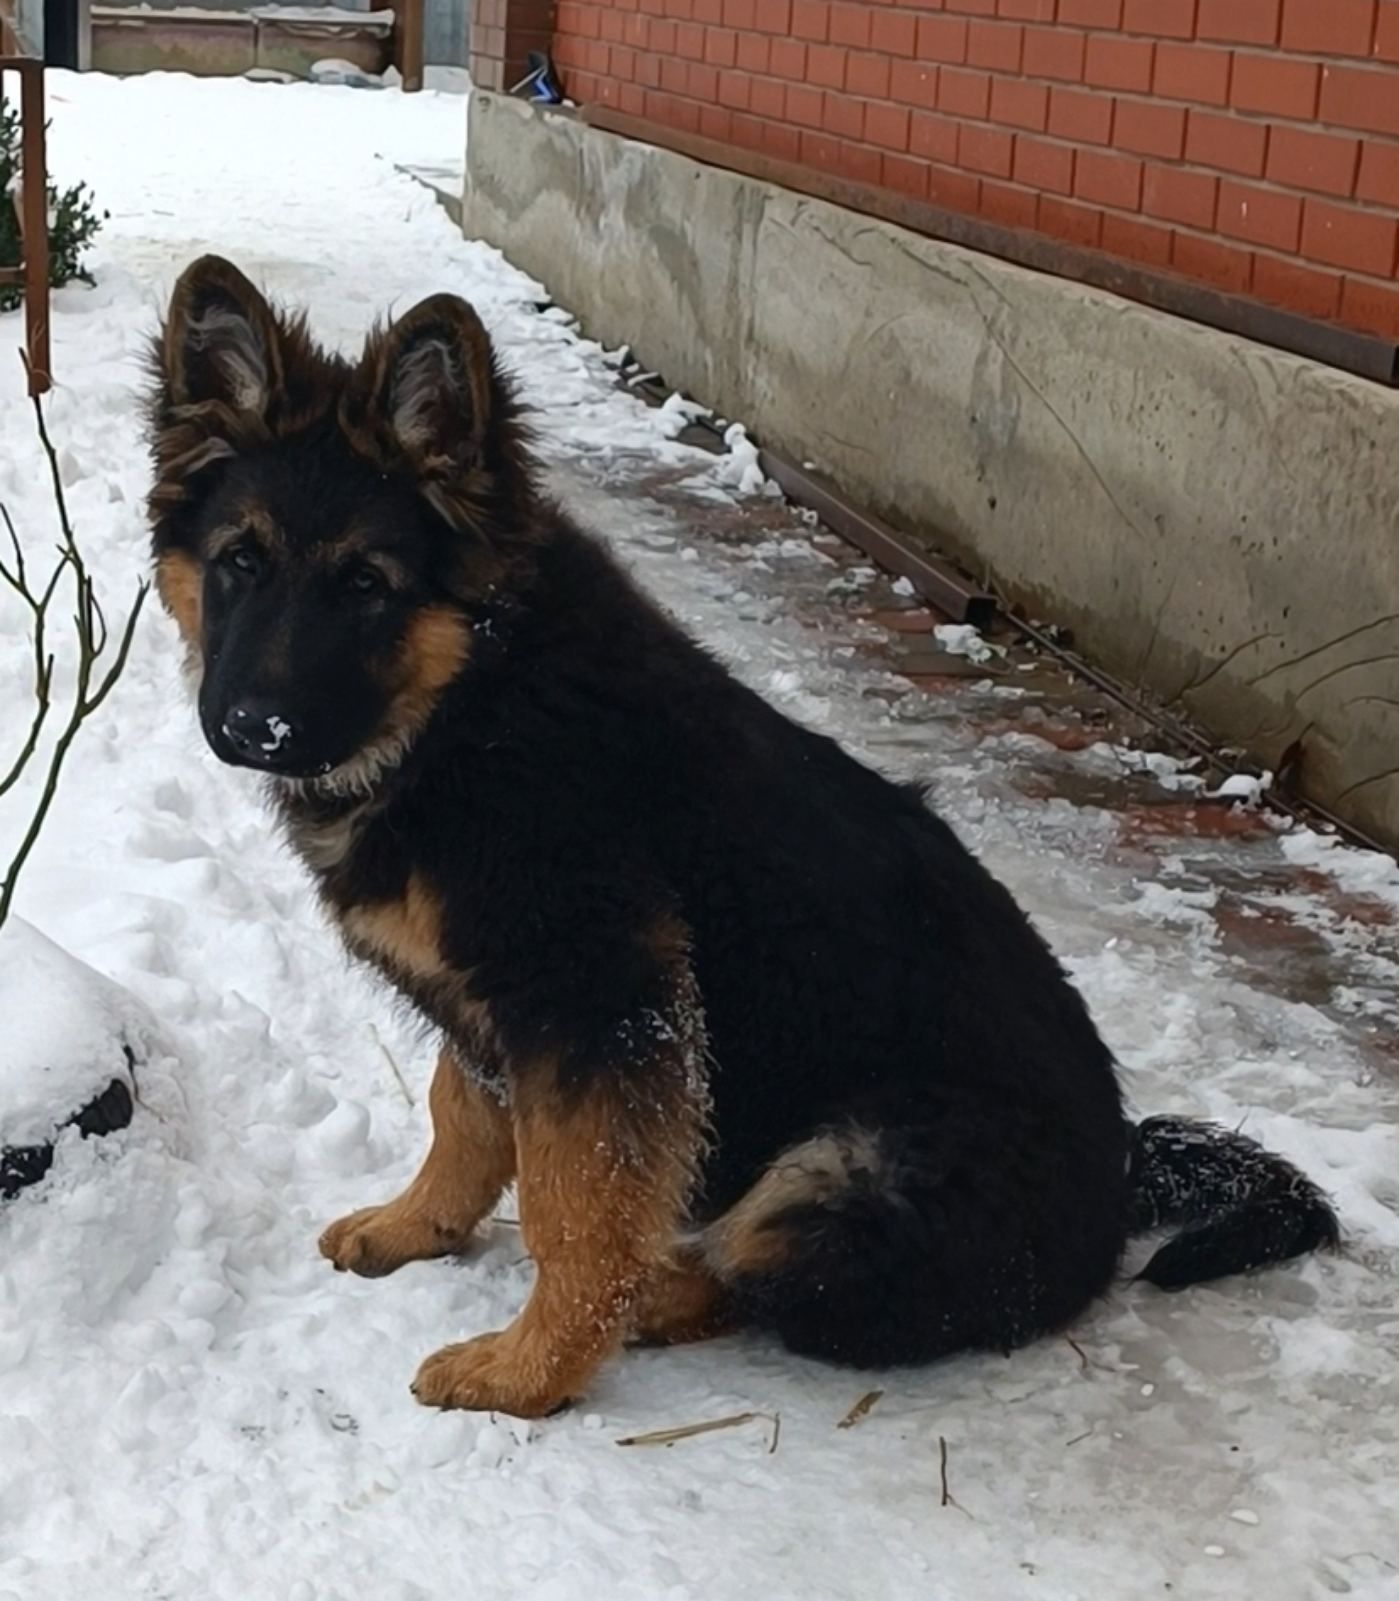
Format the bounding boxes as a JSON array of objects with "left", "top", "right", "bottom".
[{"left": 0, "top": 55, "right": 51, "bottom": 397}]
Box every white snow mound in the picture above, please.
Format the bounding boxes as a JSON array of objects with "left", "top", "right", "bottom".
[{"left": 0, "top": 917, "right": 153, "bottom": 1146}]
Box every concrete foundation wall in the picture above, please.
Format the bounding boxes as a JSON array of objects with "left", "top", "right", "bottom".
[{"left": 463, "top": 91, "right": 1399, "bottom": 850}]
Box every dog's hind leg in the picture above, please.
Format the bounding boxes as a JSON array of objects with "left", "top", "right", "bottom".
[
  {"left": 319, "top": 1049, "right": 515, "bottom": 1278},
  {"left": 699, "top": 1109, "right": 1126, "bottom": 1369},
  {"left": 627, "top": 1244, "right": 737, "bottom": 1347}
]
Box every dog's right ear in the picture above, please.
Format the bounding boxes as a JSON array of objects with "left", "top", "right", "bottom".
[
  {"left": 158, "top": 255, "right": 284, "bottom": 417},
  {"left": 149, "top": 257, "right": 296, "bottom": 509}
]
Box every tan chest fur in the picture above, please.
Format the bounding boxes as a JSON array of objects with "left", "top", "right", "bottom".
[{"left": 340, "top": 872, "right": 449, "bottom": 981}]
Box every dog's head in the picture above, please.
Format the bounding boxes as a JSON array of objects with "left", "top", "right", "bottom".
[{"left": 147, "top": 255, "right": 533, "bottom": 789}]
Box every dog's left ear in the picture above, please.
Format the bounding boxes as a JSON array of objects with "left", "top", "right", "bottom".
[{"left": 346, "top": 294, "right": 497, "bottom": 476}]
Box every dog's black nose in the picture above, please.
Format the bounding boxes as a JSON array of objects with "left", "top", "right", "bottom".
[{"left": 221, "top": 702, "right": 300, "bottom": 768}]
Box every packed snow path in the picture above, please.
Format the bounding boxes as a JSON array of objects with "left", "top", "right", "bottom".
[{"left": 1, "top": 72, "right": 1397, "bottom": 1601}]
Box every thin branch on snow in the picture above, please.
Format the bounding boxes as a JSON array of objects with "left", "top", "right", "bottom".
[
  {"left": 617, "top": 1411, "right": 782, "bottom": 1453},
  {"left": 0, "top": 361, "right": 150, "bottom": 929},
  {"left": 938, "top": 1436, "right": 974, "bottom": 1517},
  {"left": 370, "top": 1023, "right": 416, "bottom": 1107}
]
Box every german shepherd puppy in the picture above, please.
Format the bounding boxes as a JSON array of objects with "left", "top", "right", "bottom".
[{"left": 147, "top": 257, "right": 1338, "bottom": 1418}]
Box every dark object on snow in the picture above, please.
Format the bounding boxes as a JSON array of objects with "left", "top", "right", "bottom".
[
  {"left": 0, "top": 1063, "right": 135, "bottom": 1201},
  {"left": 509, "top": 51, "right": 563, "bottom": 104},
  {"left": 1128, "top": 1115, "right": 1340, "bottom": 1290}
]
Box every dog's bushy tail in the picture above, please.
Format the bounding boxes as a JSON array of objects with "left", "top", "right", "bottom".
[{"left": 1127, "top": 1115, "right": 1340, "bottom": 1290}]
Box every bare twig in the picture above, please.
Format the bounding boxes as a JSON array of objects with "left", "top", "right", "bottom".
[
  {"left": 939, "top": 1435, "right": 951, "bottom": 1507},
  {"left": 370, "top": 1023, "right": 415, "bottom": 1108},
  {"left": 1066, "top": 1336, "right": 1091, "bottom": 1373},
  {"left": 0, "top": 373, "right": 149, "bottom": 928},
  {"left": 836, "top": 1390, "right": 884, "bottom": 1430},
  {"left": 617, "top": 1410, "right": 781, "bottom": 1453},
  {"left": 617, "top": 1413, "right": 756, "bottom": 1447}
]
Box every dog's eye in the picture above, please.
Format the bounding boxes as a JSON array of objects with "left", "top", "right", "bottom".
[
  {"left": 223, "top": 544, "right": 262, "bottom": 578},
  {"left": 344, "top": 565, "right": 386, "bottom": 598}
]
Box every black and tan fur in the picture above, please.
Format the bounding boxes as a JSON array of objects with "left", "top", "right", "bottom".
[{"left": 147, "top": 257, "right": 1339, "bottom": 1418}]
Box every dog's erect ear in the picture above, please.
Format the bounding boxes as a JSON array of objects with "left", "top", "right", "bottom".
[
  {"left": 347, "top": 294, "right": 496, "bottom": 475},
  {"left": 159, "top": 255, "right": 284, "bottom": 417}
]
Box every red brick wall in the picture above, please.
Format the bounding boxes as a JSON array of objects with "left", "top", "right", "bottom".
[
  {"left": 472, "top": 0, "right": 555, "bottom": 93},
  {"left": 550, "top": 0, "right": 1399, "bottom": 339}
]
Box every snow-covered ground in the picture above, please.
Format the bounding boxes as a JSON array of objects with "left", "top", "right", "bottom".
[{"left": 2, "top": 71, "right": 1397, "bottom": 1601}]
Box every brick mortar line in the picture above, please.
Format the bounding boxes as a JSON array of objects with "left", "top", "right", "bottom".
[
  {"left": 697, "top": 86, "right": 1399, "bottom": 155},
  {"left": 595, "top": 76, "right": 1399, "bottom": 189},
  {"left": 562, "top": 10, "right": 1394, "bottom": 62},
  {"left": 563, "top": 33, "right": 1399, "bottom": 76},
  {"left": 584, "top": 100, "right": 1399, "bottom": 299},
  {"left": 576, "top": 54, "right": 1399, "bottom": 140}
]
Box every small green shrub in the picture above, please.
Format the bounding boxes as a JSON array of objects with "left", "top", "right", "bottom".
[{"left": 0, "top": 101, "right": 106, "bottom": 313}]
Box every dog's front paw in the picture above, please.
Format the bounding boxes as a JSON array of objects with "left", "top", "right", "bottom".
[
  {"left": 319, "top": 1202, "right": 467, "bottom": 1278},
  {"left": 410, "top": 1332, "right": 574, "bottom": 1419}
]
